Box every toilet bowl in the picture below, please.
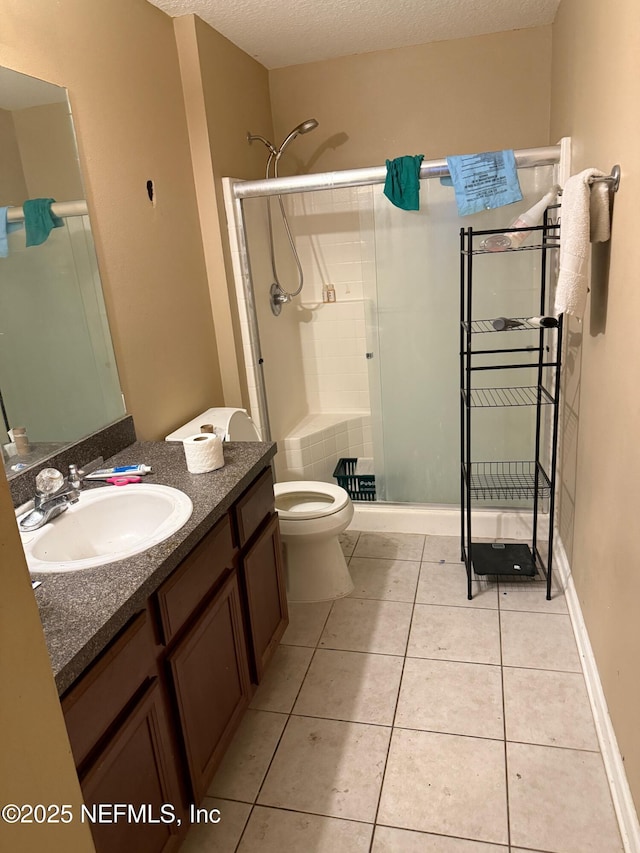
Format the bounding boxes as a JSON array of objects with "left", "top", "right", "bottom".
[
  {"left": 166, "top": 407, "right": 355, "bottom": 602},
  {"left": 274, "top": 481, "right": 354, "bottom": 602}
]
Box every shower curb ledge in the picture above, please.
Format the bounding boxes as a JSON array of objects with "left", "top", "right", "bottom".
[
  {"left": 554, "top": 534, "right": 640, "bottom": 853},
  {"left": 351, "top": 504, "right": 548, "bottom": 540}
]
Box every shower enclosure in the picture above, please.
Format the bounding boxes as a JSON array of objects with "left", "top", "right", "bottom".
[{"left": 225, "top": 147, "right": 561, "bottom": 507}]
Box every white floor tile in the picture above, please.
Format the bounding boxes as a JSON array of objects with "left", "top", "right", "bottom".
[
  {"left": 395, "top": 657, "right": 504, "bottom": 740},
  {"left": 320, "top": 597, "right": 413, "bottom": 655},
  {"left": 407, "top": 604, "right": 501, "bottom": 664},
  {"left": 500, "top": 610, "right": 581, "bottom": 671},
  {"left": 294, "top": 648, "right": 403, "bottom": 725},
  {"left": 416, "top": 562, "right": 498, "bottom": 609},
  {"left": 348, "top": 556, "right": 419, "bottom": 602},
  {"left": 508, "top": 741, "right": 623, "bottom": 852},
  {"left": 238, "top": 806, "right": 373, "bottom": 853},
  {"left": 503, "top": 667, "right": 599, "bottom": 750},
  {"left": 207, "top": 710, "right": 287, "bottom": 803},
  {"left": 249, "top": 644, "right": 314, "bottom": 713},
  {"left": 372, "top": 825, "right": 508, "bottom": 852},
  {"left": 353, "top": 532, "right": 425, "bottom": 561},
  {"left": 422, "top": 534, "right": 464, "bottom": 564},
  {"left": 258, "top": 715, "right": 391, "bottom": 822},
  {"left": 377, "top": 728, "right": 508, "bottom": 844},
  {"left": 498, "top": 580, "right": 568, "bottom": 613},
  {"left": 281, "top": 600, "right": 333, "bottom": 647}
]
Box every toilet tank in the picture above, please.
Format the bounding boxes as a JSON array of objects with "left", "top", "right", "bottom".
[{"left": 165, "top": 408, "right": 261, "bottom": 442}]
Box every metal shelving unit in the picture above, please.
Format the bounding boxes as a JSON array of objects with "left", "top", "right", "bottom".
[{"left": 460, "top": 214, "right": 562, "bottom": 600}]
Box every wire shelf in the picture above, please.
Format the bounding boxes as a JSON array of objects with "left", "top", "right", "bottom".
[
  {"left": 467, "top": 386, "right": 555, "bottom": 408},
  {"left": 463, "top": 239, "right": 560, "bottom": 256},
  {"left": 464, "top": 461, "right": 551, "bottom": 500},
  {"left": 463, "top": 318, "right": 545, "bottom": 334}
]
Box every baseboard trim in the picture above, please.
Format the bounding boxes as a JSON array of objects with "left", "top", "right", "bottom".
[{"left": 554, "top": 535, "right": 640, "bottom": 853}]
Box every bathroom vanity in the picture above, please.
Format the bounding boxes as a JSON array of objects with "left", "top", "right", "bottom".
[{"left": 31, "top": 439, "right": 286, "bottom": 852}]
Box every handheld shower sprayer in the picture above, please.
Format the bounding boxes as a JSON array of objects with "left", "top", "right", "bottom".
[{"left": 247, "top": 118, "right": 319, "bottom": 315}]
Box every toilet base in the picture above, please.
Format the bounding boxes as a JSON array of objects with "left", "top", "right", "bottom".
[{"left": 283, "top": 537, "right": 354, "bottom": 603}]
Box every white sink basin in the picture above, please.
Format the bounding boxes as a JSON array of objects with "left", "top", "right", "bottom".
[{"left": 20, "top": 483, "right": 193, "bottom": 573}]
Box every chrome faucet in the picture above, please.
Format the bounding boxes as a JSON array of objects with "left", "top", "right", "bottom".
[{"left": 19, "top": 466, "right": 82, "bottom": 532}]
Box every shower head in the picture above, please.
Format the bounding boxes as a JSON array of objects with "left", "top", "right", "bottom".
[
  {"left": 277, "top": 118, "right": 319, "bottom": 157},
  {"left": 246, "top": 119, "right": 318, "bottom": 160},
  {"left": 295, "top": 118, "right": 319, "bottom": 135}
]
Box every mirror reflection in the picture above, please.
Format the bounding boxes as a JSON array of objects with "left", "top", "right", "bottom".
[{"left": 0, "top": 67, "right": 124, "bottom": 479}]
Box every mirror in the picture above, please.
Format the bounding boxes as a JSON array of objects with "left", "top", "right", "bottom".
[{"left": 0, "top": 67, "right": 124, "bottom": 478}]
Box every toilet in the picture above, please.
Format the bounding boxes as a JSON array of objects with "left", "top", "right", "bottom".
[{"left": 166, "top": 408, "right": 355, "bottom": 602}]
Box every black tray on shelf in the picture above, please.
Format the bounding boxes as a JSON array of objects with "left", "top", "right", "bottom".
[{"left": 471, "top": 542, "right": 537, "bottom": 577}]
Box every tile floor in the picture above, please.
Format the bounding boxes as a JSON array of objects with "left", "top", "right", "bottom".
[{"left": 180, "top": 531, "right": 624, "bottom": 853}]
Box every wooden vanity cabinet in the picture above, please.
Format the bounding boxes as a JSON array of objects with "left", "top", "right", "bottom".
[
  {"left": 62, "top": 613, "right": 185, "bottom": 853},
  {"left": 61, "top": 463, "right": 287, "bottom": 851}
]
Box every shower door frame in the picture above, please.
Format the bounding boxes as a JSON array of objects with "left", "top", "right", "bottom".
[{"left": 229, "top": 145, "right": 562, "bottom": 444}]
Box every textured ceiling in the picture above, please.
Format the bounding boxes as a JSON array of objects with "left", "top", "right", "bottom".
[{"left": 147, "top": 0, "right": 560, "bottom": 69}]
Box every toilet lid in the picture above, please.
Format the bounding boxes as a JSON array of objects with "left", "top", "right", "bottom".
[
  {"left": 164, "top": 407, "right": 260, "bottom": 442},
  {"left": 274, "top": 481, "right": 350, "bottom": 520}
]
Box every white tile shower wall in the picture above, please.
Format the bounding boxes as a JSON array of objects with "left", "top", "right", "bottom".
[
  {"left": 298, "top": 300, "right": 370, "bottom": 413},
  {"left": 289, "top": 186, "right": 375, "bottom": 306},
  {"left": 223, "top": 179, "right": 377, "bottom": 454},
  {"left": 280, "top": 413, "right": 373, "bottom": 484}
]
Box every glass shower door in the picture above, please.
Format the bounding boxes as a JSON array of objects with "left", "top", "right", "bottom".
[{"left": 369, "top": 166, "right": 555, "bottom": 504}]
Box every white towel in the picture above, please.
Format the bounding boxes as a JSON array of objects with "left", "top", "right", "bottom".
[{"left": 554, "top": 169, "right": 611, "bottom": 317}]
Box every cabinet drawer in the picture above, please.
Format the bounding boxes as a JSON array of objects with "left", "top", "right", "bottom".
[
  {"left": 234, "top": 467, "right": 275, "bottom": 547},
  {"left": 62, "top": 611, "right": 155, "bottom": 768},
  {"left": 156, "top": 513, "right": 235, "bottom": 645}
]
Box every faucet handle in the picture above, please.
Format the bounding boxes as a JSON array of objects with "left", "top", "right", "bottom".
[
  {"left": 68, "top": 464, "right": 82, "bottom": 489},
  {"left": 35, "top": 467, "right": 65, "bottom": 496}
]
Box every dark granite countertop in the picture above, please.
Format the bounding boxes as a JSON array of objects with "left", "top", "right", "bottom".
[{"left": 30, "top": 439, "right": 277, "bottom": 695}]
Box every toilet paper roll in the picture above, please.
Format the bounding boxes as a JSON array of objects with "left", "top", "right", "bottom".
[{"left": 182, "top": 433, "right": 225, "bottom": 474}]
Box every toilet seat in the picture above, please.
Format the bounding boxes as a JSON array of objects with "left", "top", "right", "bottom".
[{"left": 274, "top": 481, "right": 350, "bottom": 520}]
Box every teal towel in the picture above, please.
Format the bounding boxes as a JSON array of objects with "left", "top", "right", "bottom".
[
  {"left": 384, "top": 155, "right": 424, "bottom": 211},
  {"left": 0, "top": 206, "right": 24, "bottom": 258},
  {"left": 445, "top": 150, "right": 522, "bottom": 216},
  {"left": 23, "top": 198, "right": 64, "bottom": 247}
]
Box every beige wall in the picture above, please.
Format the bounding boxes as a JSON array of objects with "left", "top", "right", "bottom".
[
  {"left": 12, "top": 102, "right": 84, "bottom": 200},
  {"left": 0, "top": 0, "right": 223, "bottom": 442},
  {"left": 174, "top": 14, "right": 274, "bottom": 410},
  {"left": 551, "top": 0, "right": 640, "bottom": 810},
  {"left": 269, "top": 27, "right": 552, "bottom": 174},
  {"left": 0, "top": 470, "right": 95, "bottom": 852}
]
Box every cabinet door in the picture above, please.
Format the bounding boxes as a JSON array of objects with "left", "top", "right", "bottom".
[
  {"left": 80, "top": 680, "right": 184, "bottom": 853},
  {"left": 242, "top": 513, "right": 288, "bottom": 682},
  {"left": 167, "top": 571, "right": 250, "bottom": 803}
]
